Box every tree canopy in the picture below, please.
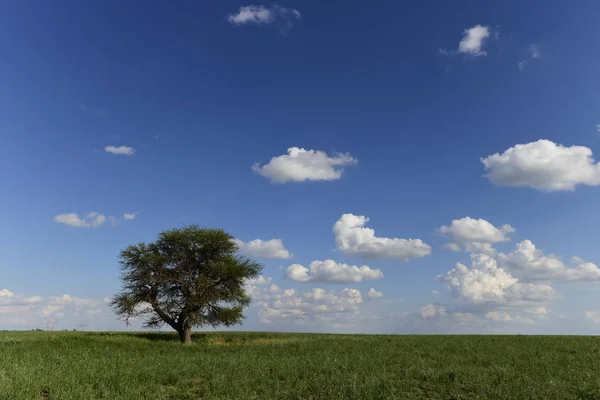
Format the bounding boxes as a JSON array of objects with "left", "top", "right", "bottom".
[{"left": 111, "top": 225, "right": 262, "bottom": 344}]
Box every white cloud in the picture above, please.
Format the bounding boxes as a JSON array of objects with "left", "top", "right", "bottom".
[
  {"left": 524, "top": 306, "right": 548, "bottom": 315},
  {"left": 439, "top": 217, "right": 514, "bottom": 255},
  {"left": 123, "top": 212, "right": 138, "bottom": 220},
  {"left": 498, "top": 240, "right": 600, "bottom": 282},
  {"left": 285, "top": 260, "right": 383, "bottom": 283},
  {"left": 440, "top": 254, "right": 555, "bottom": 306},
  {"left": 485, "top": 311, "right": 534, "bottom": 324},
  {"left": 253, "top": 285, "right": 364, "bottom": 325},
  {"left": 421, "top": 304, "right": 446, "bottom": 318},
  {"left": 0, "top": 289, "right": 104, "bottom": 328},
  {"left": 105, "top": 145, "right": 135, "bottom": 156},
  {"left": 584, "top": 311, "right": 600, "bottom": 324},
  {"left": 481, "top": 139, "right": 600, "bottom": 191},
  {"left": 518, "top": 44, "right": 540, "bottom": 71},
  {"left": 253, "top": 147, "right": 357, "bottom": 183},
  {"left": 234, "top": 238, "right": 292, "bottom": 259},
  {"left": 54, "top": 212, "right": 106, "bottom": 228},
  {"left": 108, "top": 216, "right": 118, "bottom": 227},
  {"left": 367, "top": 288, "right": 383, "bottom": 299},
  {"left": 458, "top": 25, "right": 490, "bottom": 56},
  {"left": 334, "top": 213, "right": 431, "bottom": 260},
  {"left": 227, "top": 5, "right": 301, "bottom": 30},
  {"left": 0, "top": 289, "right": 14, "bottom": 297}
]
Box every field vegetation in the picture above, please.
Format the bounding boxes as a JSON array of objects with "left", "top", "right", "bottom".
[{"left": 1, "top": 331, "right": 600, "bottom": 399}]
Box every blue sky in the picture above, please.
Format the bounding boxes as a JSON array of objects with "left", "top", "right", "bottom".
[{"left": 2, "top": 0, "right": 600, "bottom": 333}]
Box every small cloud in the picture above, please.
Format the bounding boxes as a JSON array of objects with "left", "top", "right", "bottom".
[
  {"left": 108, "top": 216, "right": 119, "bottom": 227},
  {"left": 585, "top": 311, "right": 600, "bottom": 324},
  {"left": 235, "top": 238, "right": 292, "bottom": 259},
  {"left": 596, "top": 124, "right": 600, "bottom": 136},
  {"left": 227, "top": 4, "right": 302, "bottom": 32},
  {"left": 459, "top": 25, "right": 490, "bottom": 56},
  {"left": 72, "top": 104, "right": 104, "bottom": 117},
  {"left": 367, "top": 288, "right": 383, "bottom": 299},
  {"left": 123, "top": 212, "right": 138, "bottom": 221},
  {"left": 518, "top": 44, "right": 540, "bottom": 71},
  {"left": 105, "top": 146, "right": 135, "bottom": 156},
  {"left": 432, "top": 290, "right": 439, "bottom": 295},
  {"left": 54, "top": 212, "right": 106, "bottom": 228},
  {"left": 439, "top": 25, "right": 492, "bottom": 58},
  {"left": 253, "top": 147, "right": 357, "bottom": 183}
]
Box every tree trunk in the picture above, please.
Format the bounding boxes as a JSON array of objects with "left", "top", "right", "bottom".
[{"left": 178, "top": 325, "right": 192, "bottom": 344}]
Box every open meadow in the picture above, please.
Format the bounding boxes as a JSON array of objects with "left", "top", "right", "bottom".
[{"left": 1, "top": 331, "right": 600, "bottom": 399}]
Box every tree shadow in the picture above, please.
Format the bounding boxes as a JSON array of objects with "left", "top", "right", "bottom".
[{"left": 126, "top": 332, "right": 209, "bottom": 343}]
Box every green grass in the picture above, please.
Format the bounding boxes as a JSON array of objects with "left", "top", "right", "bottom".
[{"left": 1, "top": 331, "right": 600, "bottom": 399}]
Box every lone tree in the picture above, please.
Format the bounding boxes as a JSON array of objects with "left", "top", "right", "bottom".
[{"left": 111, "top": 225, "right": 261, "bottom": 344}]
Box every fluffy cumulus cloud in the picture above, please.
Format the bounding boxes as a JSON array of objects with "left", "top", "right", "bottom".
[
  {"left": 105, "top": 145, "right": 135, "bottom": 156},
  {"left": 334, "top": 214, "right": 431, "bottom": 260},
  {"left": 54, "top": 212, "right": 106, "bottom": 228},
  {"left": 252, "top": 147, "right": 357, "bottom": 183},
  {"left": 367, "top": 288, "right": 383, "bottom": 299},
  {"left": 234, "top": 238, "right": 292, "bottom": 259},
  {"left": 481, "top": 139, "right": 600, "bottom": 191},
  {"left": 440, "top": 254, "right": 555, "bottom": 306},
  {"left": 440, "top": 25, "right": 491, "bottom": 57},
  {"left": 284, "top": 260, "right": 383, "bottom": 283},
  {"left": 458, "top": 25, "right": 490, "bottom": 56},
  {"left": 0, "top": 289, "right": 106, "bottom": 328},
  {"left": 439, "top": 217, "right": 515, "bottom": 256},
  {"left": 498, "top": 240, "right": 600, "bottom": 283},
  {"left": 227, "top": 5, "right": 301, "bottom": 31}
]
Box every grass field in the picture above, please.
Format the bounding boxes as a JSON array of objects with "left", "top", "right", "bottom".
[{"left": 1, "top": 331, "right": 600, "bottom": 399}]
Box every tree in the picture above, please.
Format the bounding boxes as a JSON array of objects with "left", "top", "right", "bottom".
[{"left": 111, "top": 225, "right": 262, "bottom": 344}]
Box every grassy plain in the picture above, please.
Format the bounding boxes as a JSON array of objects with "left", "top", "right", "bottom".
[{"left": 1, "top": 331, "right": 600, "bottom": 399}]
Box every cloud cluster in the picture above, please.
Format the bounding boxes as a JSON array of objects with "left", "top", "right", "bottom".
[
  {"left": 0, "top": 289, "right": 104, "bottom": 328},
  {"left": 485, "top": 311, "right": 534, "bottom": 325},
  {"left": 420, "top": 304, "right": 475, "bottom": 322},
  {"left": 54, "top": 212, "right": 107, "bottom": 228},
  {"left": 439, "top": 217, "right": 514, "bottom": 256},
  {"left": 284, "top": 260, "right": 383, "bottom": 283},
  {"left": 105, "top": 145, "right": 135, "bottom": 156},
  {"left": 481, "top": 139, "right": 600, "bottom": 191},
  {"left": 498, "top": 240, "right": 600, "bottom": 283},
  {"left": 234, "top": 238, "right": 292, "bottom": 259},
  {"left": 334, "top": 214, "right": 431, "bottom": 260},
  {"left": 440, "top": 254, "right": 556, "bottom": 306},
  {"left": 227, "top": 5, "right": 301, "bottom": 31},
  {"left": 252, "top": 147, "right": 357, "bottom": 183},
  {"left": 54, "top": 211, "right": 138, "bottom": 228}
]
